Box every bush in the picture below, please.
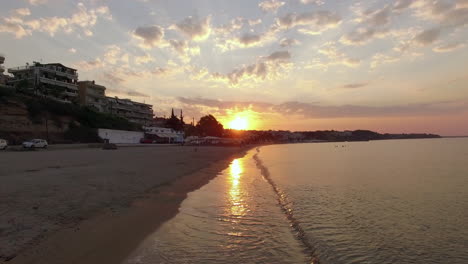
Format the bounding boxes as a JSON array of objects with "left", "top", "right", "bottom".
[{"left": 0, "top": 86, "right": 14, "bottom": 97}]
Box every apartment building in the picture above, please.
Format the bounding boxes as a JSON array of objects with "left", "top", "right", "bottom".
[
  {"left": 77, "top": 80, "right": 107, "bottom": 112},
  {"left": 106, "top": 96, "right": 153, "bottom": 125},
  {"left": 8, "top": 62, "right": 79, "bottom": 103}
]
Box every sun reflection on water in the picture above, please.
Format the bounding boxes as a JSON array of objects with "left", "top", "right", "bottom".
[{"left": 228, "top": 159, "right": 246, "bottom": 218}]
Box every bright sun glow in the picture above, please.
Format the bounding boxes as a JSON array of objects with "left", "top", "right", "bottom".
[{"left": 228, "top": 116, "right": 249, "bottom": 130}]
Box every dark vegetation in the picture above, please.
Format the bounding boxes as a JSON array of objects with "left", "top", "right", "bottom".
[{"left": 1, "top": 87, "right": 141, "bottom": 143}]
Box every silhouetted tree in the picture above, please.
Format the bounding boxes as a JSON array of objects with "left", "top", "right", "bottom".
[
  {"left": 15, "top": 79, "right": 32, "bottom": 93},
  {"left": 196, "top": 114, "right": 224, "bottom": 137}
]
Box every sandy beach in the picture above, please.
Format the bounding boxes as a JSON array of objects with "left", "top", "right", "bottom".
[{"left": 0, "top": 145, "right": 248, "bottom": 263}]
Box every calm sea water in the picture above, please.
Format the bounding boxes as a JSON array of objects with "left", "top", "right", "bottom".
[{"left": 125, "top": 138, "right": 468, "bottom": 264}]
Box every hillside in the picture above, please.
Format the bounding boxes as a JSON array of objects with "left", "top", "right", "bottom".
[{"left": 0, "top": 87, "right": 141, "bottom": 144}]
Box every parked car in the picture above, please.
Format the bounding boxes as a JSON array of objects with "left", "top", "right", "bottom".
[
  {"left": 22, "top": 139, "right": 48, "bottom": 149},
  {"left": 0, "top": 139, "right": 8, "bottom": 150},
  {"left": 140, "top": 138, "right": 154, "bottom": 144}
]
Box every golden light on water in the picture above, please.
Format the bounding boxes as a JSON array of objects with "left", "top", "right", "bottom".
[{"left": 228, "top": 159, "right": 246, "bottom": 217}]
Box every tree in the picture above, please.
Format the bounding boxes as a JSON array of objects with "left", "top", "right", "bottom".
[
  {"left": 15, "top": 79, "right": 32, "bottom": 93},
  {"left": 196, "top": 114, "right": 224, "bottom": 137}
]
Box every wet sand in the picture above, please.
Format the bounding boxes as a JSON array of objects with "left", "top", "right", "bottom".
[{"left": 0, "top": 145, "right": 248, "bottom": 263}]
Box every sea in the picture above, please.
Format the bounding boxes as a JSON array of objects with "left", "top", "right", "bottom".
[{"left": 124, "top": 138, "right": 468, "bottom": 264}]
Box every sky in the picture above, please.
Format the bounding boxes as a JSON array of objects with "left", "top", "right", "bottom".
[{"left": 1, "top": 0, "right": 468, "bottom": 135}]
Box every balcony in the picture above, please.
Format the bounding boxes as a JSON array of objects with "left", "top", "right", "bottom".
[
  {"left": 39, "top": 77, "right": 78, "bottom": 90},
  {"left": 63, "top": 91, "right": 78, "bottom": 97}
]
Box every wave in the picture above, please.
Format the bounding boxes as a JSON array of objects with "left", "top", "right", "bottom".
[{"left": 253, "top": 147, "right": 320, "bottom": 264}]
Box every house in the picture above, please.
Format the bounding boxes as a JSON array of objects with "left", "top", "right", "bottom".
[{"left": 8, "top": 62, "right": 79, "bottom": 103}]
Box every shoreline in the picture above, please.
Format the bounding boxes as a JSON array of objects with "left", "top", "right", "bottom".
[{"left": 1, "top": 145, "right": 251, "bottom": 264}]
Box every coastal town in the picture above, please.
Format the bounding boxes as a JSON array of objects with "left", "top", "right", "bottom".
[{"left": 1, "top": 54, "right": 440, "bottom": 149}]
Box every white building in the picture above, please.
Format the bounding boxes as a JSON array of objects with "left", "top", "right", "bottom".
[
  {"left": 8, "top": 62, "right": 79, "bottom": 103},
  {"left": 143, "top": 126, "right": 184, "bottom": 143},
  {"left": 98, "top": 128, "right": 144, "bottom": 144}
]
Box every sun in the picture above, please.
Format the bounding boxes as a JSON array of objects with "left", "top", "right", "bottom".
[{"left": 228, "top": 116, "right": 249, "bottom": 130}]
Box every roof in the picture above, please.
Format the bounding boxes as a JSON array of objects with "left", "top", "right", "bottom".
[
  {"left": 44, "top": 63, "right": 77, "bottom": 71},
  {"left": 78, "top": 81, "right": 106, "bottom": 89}
]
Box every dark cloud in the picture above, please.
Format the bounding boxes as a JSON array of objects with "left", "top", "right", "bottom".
[
  {"left": 414, "top": 28, "right": 441, "bottom": 45},
  {"left": 169, "top": 39, "right": 187, "bottom": 54},
  {"left": 342, "top": 82, "right": 369, "bottom": 89},
  {"left": 238, "top": 33, "right": 262, "bottom": 45},
  {"left": 266, "top": 50, "right": 291, "bottom": 61},
  {"left": 134, "top": 25, "right": 164, "bottom": 47},
  {"left": 173, "top": 16, "right": 211, "bottom": 41},
  {"left": 341, "top": 27, "right": 381, "bottom": 45}
]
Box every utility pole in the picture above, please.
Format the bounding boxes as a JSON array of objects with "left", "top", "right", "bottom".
[{"left": 45, "top": 113, "right": 49, "bottom": 142}]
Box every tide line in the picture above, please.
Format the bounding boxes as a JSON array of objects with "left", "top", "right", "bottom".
[{"left": 253, "top": 147, "right": 319, "bottom": 264}]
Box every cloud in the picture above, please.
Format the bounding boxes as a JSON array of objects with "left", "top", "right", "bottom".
[
  {"left": 178, "top": 97, "right": 468, "bottom": 119},
  {"left": 0, "top": 3, "right": 111, "bottom": 38},
  {"left": 29, "top": 0, "right": 48, "bottom": 5},
  {"left": 68, "top": 48, "right": 77, "bottom": 53},
  {"left": 203, "top": 50, "right": 292, "bottom": 85},
  {"left": 318, "top": 42, "right": 361, "bottom": 67},
  {"left": 238, "top": 33, "right": 263, "bottom": 45},
  {"left": 413, "top": 0, "right": 468, "bottom": 28},
  {"left": 266, "top": 51, "right": 291, "bottom": 61},
  {"left": 300, "top": 0, "right": 325, "bottom": 5},
  {"left": 107, "top": 87, "right": 150, "bottom": 98},
  {"left": 248, "top": 19, "right": 262, "bottom": 26},
  {"left": 279, "top": 38, "right": 300, "bottom": 47},
  {"left": 103, "top": 45, "right": 129, "bottom": 65},
  {"left": 458, "top": 0, "right": 468, "bottom": 8},
  {"left": 133, "top": 25, "right": 164, "bottom": 48},
  {"left": 216, "top": 29, "right": 277, "bottom": 51},
  {"left": 433, "top": 42, "right": 466, "bottom": 52},
  {"left": 15, "top": 8, "right": 31, "bottom": 16},
  {"left": 393, "top": 0, "right": 414, "bottom": 11},
  {"left": 214, "top": 17, "right": 244, "bottom": 36},
  {"left": 172, "top": 16, "right": 212, "bottom": 41},
  {"left": 276, "top": 10, "right": 342, "bottom": 31},
  {"left": 73, "top": 58, "right": 105, "bottom": 71},
  {"left": 414, "top": 28, "right": 441, "bottom": 45},
  {"left": 167, "top": 39, "right": 200, "bottom": 62},
  {"left": 259, "top": 0, "right": 285, "bottom": 13},
  {"left": 134, "top": 53, "right": 155, "bottom": 64},
  {"left": 341, "top": 27, "right": 385, "bottom": 45},
  {"left": 342, "top": 82, "right": 369, "bottom": 89},
  {"left": 73, "top": 45, "right": 130, "bottom": 71},
  {"left": 370, "top": 53, "right": 400, "bottom": 69}
]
